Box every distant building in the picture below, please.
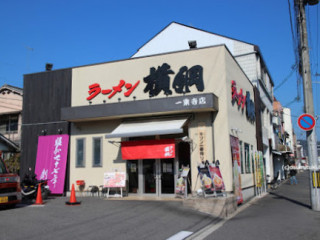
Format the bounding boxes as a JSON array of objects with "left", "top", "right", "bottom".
[
  {"left": 0, "top": 84, "right": 22, "bottom": 160},
  {"left": 272, "top": 98, "right": 295, "bottom": 179}
]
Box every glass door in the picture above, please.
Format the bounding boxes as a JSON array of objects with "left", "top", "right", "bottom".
[
  {"left": 132, "top": 159, "right": 176, "bottom": 196},
  {"left": 160, "top": 159, "right": 175, "bottom": 194},
  {"left": 143, "top": 159, "right": 156, "bottom": 194},
  {"left": 127, "top": 160, "right": 139, "bottom": 193}
]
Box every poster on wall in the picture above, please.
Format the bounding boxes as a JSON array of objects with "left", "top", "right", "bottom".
[
  {"left": 35, "top": 134, "right": 69, "bottom": 194},
  {"left": 259, "top": 151, "right": 266, "bottom": 192},
  {"left": 255, "top": 151, "right": 262, "bottom": 188},
  {"left": 104, "top": 172, "right": 126, "bottom": 188},
  {"left": 230, "top": 135, "right": 243, "bottom": 204},
  {"left": 254, "top": 151, "right": 266, "bottom": 195}
]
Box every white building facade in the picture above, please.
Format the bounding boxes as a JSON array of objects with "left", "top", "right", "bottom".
[{"left": 283, "top": 108, "right": 294, "bottom": 152}]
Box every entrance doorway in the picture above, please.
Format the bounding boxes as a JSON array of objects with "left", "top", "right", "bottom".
[{"left": 127, "top": 159, "right": 176, "bottom": 196}]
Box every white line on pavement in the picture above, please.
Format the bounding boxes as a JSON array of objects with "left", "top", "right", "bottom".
[{"left": 167, "top": 231, "right": 193, "bottom": 240}]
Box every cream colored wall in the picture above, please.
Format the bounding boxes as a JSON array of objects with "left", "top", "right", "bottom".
[
  {"left": 204, "top": 49, "right": 234, "bottom": 192},
  {"left": 69, "top": 120, "right": 125, "bottom": 189},
  {"left": 225, "top": 50, "right": 257, "bottom": 189},
  {"left": 72, "top": 46, "right": 227, "bottom": 107},
  {"left": 189, "top": 112, "right": 215, "bottom": 191}
]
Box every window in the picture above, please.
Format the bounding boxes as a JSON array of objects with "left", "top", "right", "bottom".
[
  {"left": 251, "top": 145, "right": 255, "bottom": 173},
  {"left": 76, "top": 138, "right": 85, "bottom": 167},
  {"left": 245, "top": 143, "right": 251, "bottom": 173},
  {"left": 0, "top": 114, "right": 18, "bottom": 134},
  {"left": 0, "top": 158, "right": 8, "bottom": 174},
  {"left": 239, "top": 141, "right": 244, "bottom": 174},
  {"left": 92, "top": 137, "right": 102, "bottom": 167}
]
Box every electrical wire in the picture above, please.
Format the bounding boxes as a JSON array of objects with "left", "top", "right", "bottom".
[
  {"left": 284, "top": 97, "right": 300, "bottom": 107},
  {"left": 283, "top": 0, "right": 302, "bottom": 106},
  {"left": 274, "top": 64, "right": 297, "bottom": 91},
  {"left": 307, "top": 6, "right": 315, "bottom": 71},
  {"left": 316, "top": 4, "right": 319, "bottom": 74},
  {"left": 288, "top": 0, "right": 299, "bottom": 65}
]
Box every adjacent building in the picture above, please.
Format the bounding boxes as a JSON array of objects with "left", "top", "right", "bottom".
[
  {"left": 0, "top": 84, "right": 22, "bottom": 160},
  {"left": 272, "top": 98, "right": 296, "bottom": 179}
]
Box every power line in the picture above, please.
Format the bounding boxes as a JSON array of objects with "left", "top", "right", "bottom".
[
  {"left": 288, "top": 0, "right": 300, "bottom": 65},
  {"left": 274, "top": 64, "right": 297, "bottom": 91},
  {"left": 282, "top": 0, "right": 302, "bottom": 107},
  {"left": 284, "top": 97, "right": 300, "bottom": 107}
]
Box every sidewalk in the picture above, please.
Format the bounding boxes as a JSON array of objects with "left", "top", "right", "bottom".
[{"left": 191, "top": 170, "right": 320, "bottom": 240}]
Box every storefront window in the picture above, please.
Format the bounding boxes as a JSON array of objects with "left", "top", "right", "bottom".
[
  {"left": 239, "top": 141, "right": 244, "bottom": 174},
  {"left": 251, "top": 145, "right": 255, "bottom": 173},
  {"left": 76, "top": 138, "right": 85, "bottom": 167},
  {"left": 245, "top": 143, "right": 251, "bottom": 173},
  {"left": 92, "top": 137, "right": 102, "bottom": 167}
]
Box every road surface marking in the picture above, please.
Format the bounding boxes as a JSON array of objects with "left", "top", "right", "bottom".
[{"left": 167, "top": 231, "right": 193, "bottom": 240}]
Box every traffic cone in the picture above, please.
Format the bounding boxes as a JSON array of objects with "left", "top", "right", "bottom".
[
  {"left": 66, "top": 184, "right": 81, "bottom": 205},
  {"left": 34, "top": 183, "right": 44, "bottom": 205}
]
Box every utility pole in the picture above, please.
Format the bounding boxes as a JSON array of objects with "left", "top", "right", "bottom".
[{"left": 295, "top": 0, "right": 320, "bottom": 211}]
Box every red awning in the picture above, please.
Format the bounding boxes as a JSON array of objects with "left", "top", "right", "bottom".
[{"left": 121, "top": 139, "right": 175, "bottom": 160}]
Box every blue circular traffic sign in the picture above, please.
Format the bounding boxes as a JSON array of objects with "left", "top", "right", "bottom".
[{"left": 298, "top": 113, "right": 316, "bottom": 131}]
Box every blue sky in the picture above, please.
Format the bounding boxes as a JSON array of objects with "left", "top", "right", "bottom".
[{"left": 0, "top": 0, "right": 319, "bottom": 141}]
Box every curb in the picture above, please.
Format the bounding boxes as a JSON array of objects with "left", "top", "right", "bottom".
[{"left": 186, "top": 192, "right": 269, "bottom": 240}]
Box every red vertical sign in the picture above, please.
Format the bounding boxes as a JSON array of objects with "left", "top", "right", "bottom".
[{"left": 230, "top": 135, "right": 243, "bottom": 204}]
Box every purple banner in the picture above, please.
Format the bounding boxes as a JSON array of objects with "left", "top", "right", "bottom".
[{"left": 35, "top": 135, "right": 69, "bottom": 194}]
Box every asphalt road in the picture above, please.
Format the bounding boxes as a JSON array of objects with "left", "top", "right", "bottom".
[
  {"left": 2, "top": 171, "right": 319, "bottom": 240},
  {"left": 203, "top": 170, "right": 320, "bottom": 240},
  {"left": 0, "top": 196, "right": 220, "bottom": 240}
]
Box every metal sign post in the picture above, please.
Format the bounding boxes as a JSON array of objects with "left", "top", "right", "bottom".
[{"left": 295, "top": 0, "right": 320, "bottom": 211}]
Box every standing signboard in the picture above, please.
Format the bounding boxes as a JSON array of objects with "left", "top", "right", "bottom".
[
  {"left": 208, "top": 163, "right": 225, "bottom": 193},
  {"left": 103, "top": 172, "right": 126, "bottom": 198},
  {"left": 103, "top": 172, "right": 126, "bottom": 188},
  {"left": 197, "top": 164, "right": 213, "bottom": 196},
  {"left": 175, "top": 166, "right": 190, "bottom": 198}
]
